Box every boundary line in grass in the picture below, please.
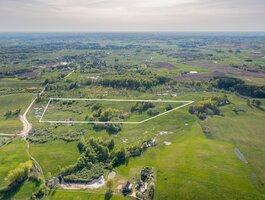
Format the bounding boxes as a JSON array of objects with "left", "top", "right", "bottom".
[
  {"left": 39, "top": 98, "right": 194, "bottom": 124},
  {"left": 39, "top": 98, "right": 52, "bottom": 122}
]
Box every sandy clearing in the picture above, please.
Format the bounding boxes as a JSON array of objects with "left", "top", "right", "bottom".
[{"left": 60, "top": 176, "right": 105, "bottom": 190}]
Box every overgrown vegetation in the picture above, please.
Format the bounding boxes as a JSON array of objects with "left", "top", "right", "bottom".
[
  {"left": 60, "top": 136, "right": 156, "bottom": 183},
  {"left": 212, "top": 77, "right": 265, "bottom": 98},
  {"left": 29, "top": 128, "right": 86, "bottom": 143},
  {"left": 60, "top": 137, "right": 126, "bottom": 183},
  {"left": 189, "top": 96, "right": 230, "bottom": 120},
  {"left": 4, "top": 109, "right": 21, "bottom": 119},
  {"left": 131, "top": 102, "right": 155, "bottom": 113}
]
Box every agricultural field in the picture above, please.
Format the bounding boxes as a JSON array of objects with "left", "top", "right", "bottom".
[{"left": 0, "top": 33, "right": 264, "bottom": 200}]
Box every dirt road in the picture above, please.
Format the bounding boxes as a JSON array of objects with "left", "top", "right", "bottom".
[
  {"left": 20, "top": 97, "right": 36, "bottom": 138},
  {"left": 20, "top": 114, "right": 32, "bottom": 138}
]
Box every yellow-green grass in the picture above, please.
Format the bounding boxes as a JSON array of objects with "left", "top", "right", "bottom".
[
  {"left": 0, "top": 139, "right": 30, "bottom": 188},
  {"left": 48, "top": 190, "right": 130, "bottom": 200},
  {"left": 30, "top": 140, "right": 80, "bottom": 178},
  {"left": 0, "top": 78, "right": 40, "bottom": 89},
  {"left": 206, "top": 95, "right": 265, "bottom": 190},
  {"left": 0, "top": 93, "right": 35, "bottom": 133},
  {"left": 233, "top": 76, "right": 265, "bottom": 86},
  {"left": 115, "top": 122, "right": 263, "bottom": 200}
]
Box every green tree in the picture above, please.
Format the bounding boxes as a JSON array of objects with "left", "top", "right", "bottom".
[
  {"left": 107, "top": 139, "right": 115, "bottom": 150},
  {"left": 47, "top": 172, "right": 52, "bottom": 180},
  {"left": 113, "top": 148, "right": 127, "bottom": 167},
  {"left": 254, "top": 100, "right": 262, "bottom": 107},
  {"left": 165, "top": 104, "right": 173, "bottom": 111},
  {"left": 6, "top": 160, "right": 33, "bottom": 185}
]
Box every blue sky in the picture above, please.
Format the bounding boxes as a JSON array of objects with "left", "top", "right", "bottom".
[{"left": 0, "top": 0, "right": 264, "bottom": 32}]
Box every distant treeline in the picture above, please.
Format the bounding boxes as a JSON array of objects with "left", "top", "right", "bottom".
[
  {"left": 93, "top": 75, "right": 168, "bottom": 90},
  {"left": 0, "top": 68, "right": 32, "bottom": 77},
  {"left": 45, "top": 74, "right": 169, "bottom": 91},
  {"left": 212, "top": 77, "right": 265, "bottom": 98}
]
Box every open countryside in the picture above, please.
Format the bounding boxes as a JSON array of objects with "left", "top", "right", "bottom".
[{"left": 0, "top": 0, "right": 265, "bottom": 199}]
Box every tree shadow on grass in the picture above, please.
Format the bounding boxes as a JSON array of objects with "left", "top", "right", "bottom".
[
  {"left": 0, "top": 178, "right": 40, "bottom": 200},
  {"left": 0, "top": 183, "right": 24, "bottom": 200},
  {"left": 104, "top": 190, "right": 113, "bottom": 200},
  {"left": 253, "top": 105, "right": 265, "bottom": 112}
]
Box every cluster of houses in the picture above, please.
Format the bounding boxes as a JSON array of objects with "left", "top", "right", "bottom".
[
  {"left": 46, "top": 167, "right": 155, "bottom": 199},
  {"left": 121, "top": 167, "right": 155, "bottom": 199}
]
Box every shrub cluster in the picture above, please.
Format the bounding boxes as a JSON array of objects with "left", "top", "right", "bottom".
[
  {"left": 60, "top": 137, "right": 127, "bottom": 183},
  {"left": 131, "top": 102, "right": 155, "bottom": 113},
  {"left": 189, "top": 96, "right": 230, "bottom": 120}
]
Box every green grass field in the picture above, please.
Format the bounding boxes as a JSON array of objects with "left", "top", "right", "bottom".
[
  {"left": 206, "top": 96, "right": 265, "bottom": 190},
  {"left": 42, "top": 99, "right": 186, "bottom": 123},
  {"left": 26, "top": 94, "right": 264, "bottom": 199},
  {"left": 0, "top": 78, "right": 40, "bottom": 89},
  {"left": 115, "top": 120, "right": 264, "bottom": 199},
  {"left": 0, "top": 34, "right": 264, "bottom": 199},
  {"left": 0, "top": 93, "right": 35, "bottom": 133},
  {"left": 30, "top": 140, "right": 80, "bottom": 178},
  {"left": 0, "top": 179, "right": 40, "bottom": 200},
  {"left": 0, "top": 139, "right": 30, "bottom": 189},
  {"left": 48, "top": 190, "right": 130, "bottom": 200}
]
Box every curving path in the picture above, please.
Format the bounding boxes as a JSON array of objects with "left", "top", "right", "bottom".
[
  {"left": 0, "top": 70, "right": 75, "bottom": 178},
  {"left": 20, "top": 97, "right": 36, "bottom": 138}
]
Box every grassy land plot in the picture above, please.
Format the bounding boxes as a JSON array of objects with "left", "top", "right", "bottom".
[
  {"left": 0, "top": 78, "right": 41, "bottom": 89},
  {"left": 40, "top": 98, "right": 190, "bottom": 123},
  {"left": 49, "top": 190, "right": 130, "bottom": 200},
  {"left": 115, "top": 122, "right": 264, "bottom": 200},
  {"left": 0, "top": 93, "right": 35, "bottom": 133},
  {"left": 0, "top": 179, "right": 41, "bottom": 200},
  {"left": 0, "top": 139, "right": 30, "bottom": 189},
  {"left": 205, "top": 95, "right": 265, "bottom": 189},
  {"left": 113, "top": 106, "right": 196, "bottom": 148},
  {"left": 30, "top": 140, "right": 80, "bottom": 178}
]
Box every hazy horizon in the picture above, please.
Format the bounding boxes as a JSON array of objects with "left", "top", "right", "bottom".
[{"left": 0, "top": 0, "right": 265, "bottom": 32}]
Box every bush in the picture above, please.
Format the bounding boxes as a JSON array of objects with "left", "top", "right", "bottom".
[
  {"left": 106, "top": 123, "right": 122, "bottom": 134},
  {"left": 147, "top": 109, "right": 159, "bottom": 116},
  {"left": 6, "top": 161, "right": 33, "bottom": 186},
  {"left": 113, "top": 148, "right": 127, "bottom": 167},
  {"left": 31, "top": 184, "right": 49, "bottom": 199},
  {"left": 165, "top": 104, "right": 173, "bottom": 111},
  {"left": 131, "top": 102, "right": 155, "bottom": 113}
]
